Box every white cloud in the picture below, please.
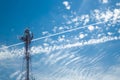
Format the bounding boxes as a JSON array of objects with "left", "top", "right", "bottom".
[
  {"left": 51, "top": 8, "right": 119, "bottom": 37},
  {"left": 107, "top": 32, "right": 112, "bottom": 35},
  {"left": 72, "top": 17, "right": 78, "bottom": 22},
  {"left": 58, "top": 35, "right": 65, "bottom": 42},
  {"left": 93, "top": 8, "right": 120, "bottom": 26},
  {"left": 43, "top": 43, "right": 49, "bottom": 47},
  {"left": 60, "top": 36, "right": 120, "bottom": 49},
  {"left": 88, "top": 25, "right": 95, "bottom": 31},
  {"left": 95, "top": 26, "right": 99, "bottom": 29},
  {"left": 113, "top": 9, "right": 120, "bottom": 21},
  {"left": 79, "top": 33, "right": 85, "bottom": 39},
  {"left": 0, "top": 36, "right": 120, "bottom": 60},
  {"left": 63, "top": 1, "right": 71, "bottom": 10},
  {"left": 59, "top": 26, "right": 64, "bottom": 30},
  {"left": 0, "top": 47, "right": 23, "bottom": 60},
  {"left": 42, "top": 31, "right": 49, "bottom": 35},
  {"left": 100, "top": 0, "right": 109, "bottom": 4},
  {"left": 84, "top": 17, "right": 89, "bottom": 25}
]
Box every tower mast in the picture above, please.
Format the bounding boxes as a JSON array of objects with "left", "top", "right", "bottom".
[{"left": 20, "top": 28, "right": 33, "bottom": 80}]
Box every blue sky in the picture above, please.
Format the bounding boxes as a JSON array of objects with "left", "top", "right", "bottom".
[
  {"left": 0, "top": 0, "right": 120, "bottom": 80},
  {"left": 0, "top": 0, "right": 62, "bottom": 44}
]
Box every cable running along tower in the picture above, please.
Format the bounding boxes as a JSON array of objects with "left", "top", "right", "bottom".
[{"left": 20, "top": 28, "right": 34, "bottom": 80}]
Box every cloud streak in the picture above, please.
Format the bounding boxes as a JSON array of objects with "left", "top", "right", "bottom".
[{"left": 0, "top": 36, "right": 120, "bottom": 60}]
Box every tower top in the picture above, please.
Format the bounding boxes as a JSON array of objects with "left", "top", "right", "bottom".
[{"left": 20, "top": 28, "right": 33, "bottom": 43}]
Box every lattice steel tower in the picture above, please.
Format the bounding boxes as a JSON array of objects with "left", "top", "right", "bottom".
[{"left": 20, "top": 28, "right": 34, "bottom": 80}]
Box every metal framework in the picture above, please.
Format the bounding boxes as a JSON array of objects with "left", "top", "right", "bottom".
[{"left": 20, "top": 28, "right": 33, "bottom": 80}]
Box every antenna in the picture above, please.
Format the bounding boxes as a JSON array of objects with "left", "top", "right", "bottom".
[{"left": 20, "top": 28, "right": 34, "bottom": 80}]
